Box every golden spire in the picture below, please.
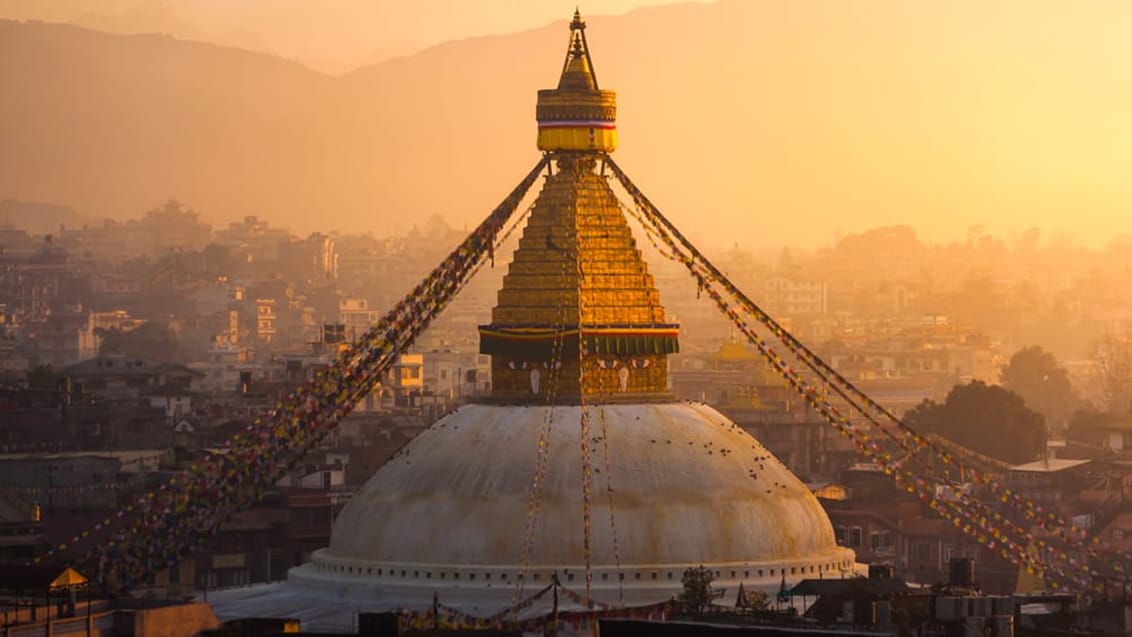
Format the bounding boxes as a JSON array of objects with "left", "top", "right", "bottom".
[
  {"left": 558, "top": 9, "right": 598, "bottom": 91},
  {"left": 536, "top": 9, "right": 617, "bottom": 153}
]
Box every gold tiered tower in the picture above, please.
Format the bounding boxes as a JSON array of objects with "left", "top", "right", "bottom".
[{"left": 479, "top": 10, "right": 678, "bottom": 401}]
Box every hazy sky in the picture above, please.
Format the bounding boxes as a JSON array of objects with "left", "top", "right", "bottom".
[
  {"left": 3, "top": 0, "right": 1132, "bottom": 251},
  {"left": 0, "top": 0, "right": 702, "bottom": 72}
]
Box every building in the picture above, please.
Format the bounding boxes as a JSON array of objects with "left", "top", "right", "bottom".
[
  {"left": 0, "top": 235, "right": 72, "bottom": 323},
  {"left": 1006, "top": 458, "right": 1094, "bottom": 505},
  {"left": 422, "top": 349, "right": 491, "bottom": 399},
  {"left": 190, "top": 344, "right": 254, "bottom": 393},
  {"left": 0, "top": 492, "right": 46, "bottom": 564},
  {"left": 209, "top": 14, "right": 858, "bottom": 629},
  {"left": 383, "top": 353, "right": 423, "bottom": 403},
  {"left": 0, "top": 449, "right": 168, "bottom": 514},
  {"left": 1068, "top": 415, "right": 1132, "bottom": 452},
  {"left": 338, "top": 298, "right": 378, "bottom": 340},
  {"left": 760, "top": 276, "right": 828, "bottom": 318},
  {"left": 213, "top": 215, "right": 291, "bottom": 264},
  {"left": 62, "top": 355, "right": 202, "bottom": 401},
  {"left": 279, "top": 232, "right": 338, "bottom": 285},
  {"left": 137, "top": 199, "right": 212, "bottom": 256},
  {"left": 822, "top": 466, "right": 1021, "bottom": 593},
  {"left": 254, "top": 298, "right": 277, "bottom": 344}
]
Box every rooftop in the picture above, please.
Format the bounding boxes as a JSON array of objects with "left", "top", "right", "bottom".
[{"left": 1009, "top": 458, "right": 1092, "bottom": 473}]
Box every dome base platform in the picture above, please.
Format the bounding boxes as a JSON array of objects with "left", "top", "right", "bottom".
[{"left": 254, "top": 401, "right": 856, "bottom": 624}]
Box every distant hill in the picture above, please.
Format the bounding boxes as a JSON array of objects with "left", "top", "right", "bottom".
[
  {"left": 71, "top": 0, "right": 204, "bottom": 43},
  {"left": 0, "top": 199, "right": 88, "bottom": 235},
  {"left": 0, "top": 0, "right": 686, "bottom": 73},
  {"left": 2, "top": 0, "right": 1132, "bottom": 249}
]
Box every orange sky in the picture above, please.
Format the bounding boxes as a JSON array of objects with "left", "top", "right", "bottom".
[
  {"left": 0, "top": 0, "right": 700, "bottom": 72},
  {"left": 606, "top": 0, "right": 1132, "bottom": 250},
  {"left": 2, "top": 0, "right": 1131, "bottom": 250}
]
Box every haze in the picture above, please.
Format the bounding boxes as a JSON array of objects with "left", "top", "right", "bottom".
[
  {"left": 1, "top": 0, "right": 1131, "bottom": 250},
  {"left": 0, "top": 0, "right": 697, "bottom": 72}
]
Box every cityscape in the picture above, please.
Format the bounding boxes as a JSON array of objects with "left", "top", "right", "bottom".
[{"left": 3, "top": 2, "right": 1132, "bottom": 636}]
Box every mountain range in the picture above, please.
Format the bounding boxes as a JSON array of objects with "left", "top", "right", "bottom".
[
  {"left": 2, "top": 0, "right": 1131, "bottom": 249},
  {"left": 0, "top": 1, "right": 697, "bottom": 73}
]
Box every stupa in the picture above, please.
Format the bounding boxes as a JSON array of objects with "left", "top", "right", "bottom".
[{"left": 211, "top": 11, "right": 856, "bottom": 628}]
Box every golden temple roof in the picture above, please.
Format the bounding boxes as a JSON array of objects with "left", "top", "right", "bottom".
[
  {"left": 480, "top": 12, "right": 679, "bottom": 401},
  {"left": 488, "top": 157, "right": 667, "bottom": 329}
]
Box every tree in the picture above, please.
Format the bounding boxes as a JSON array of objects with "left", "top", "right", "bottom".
[
  {"left": 678, "top": 566, "right": 715, "bottom": 617},
  {"left": 25, "top": 365, "right": 61, "bottom": 390},
  {"left": 744, "top": 589, "right": 770, "bottom": 612},
  {"left": 1066, "top": 409, "right": 1126, "bottom": 448},
  {"left": 98, "top": 321, "right": 185, "bottom": 363},
  {"left": 1000, "top": 346, "right": 1077, "bottom": 432},
  {"left": 904, "top": 381, "right": 1046, "bottom": 464}
]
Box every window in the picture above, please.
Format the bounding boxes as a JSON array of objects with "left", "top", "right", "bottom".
[
  {"left": 847, "top": 527, "right": 863, "bottom": 548},
  {"left": 1114, "top": 529, "right": 1125, "bottom": 541}
]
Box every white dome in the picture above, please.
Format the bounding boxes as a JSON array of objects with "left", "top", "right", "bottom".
[{"left": 286, "top": 401, "right": 856, "bottom": 611}]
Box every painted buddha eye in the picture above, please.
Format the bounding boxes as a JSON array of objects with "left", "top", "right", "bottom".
[
  {"left": 631, "top": 358, "right": 653, "bottom": 369},
  {"left": 597, "top": 358, "right": 620, "bottom": 369},
  {"left": 543, "top": 360, "right": 562, "bottom": 370},
  {"left": 507, "top": 361, "right": 530, "bottom": 371}
]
